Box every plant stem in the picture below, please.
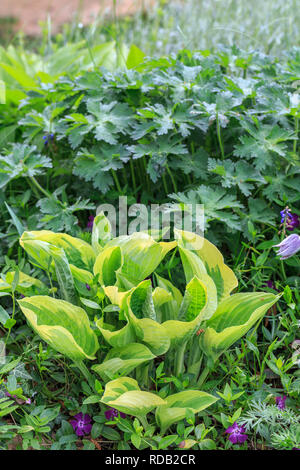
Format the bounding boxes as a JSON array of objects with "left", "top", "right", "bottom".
[
  {"left": 30, "top": 176, "right": 65, "bottom": 209},
  {"left": 30, "top": 176, "right": 53, "bottom": 199},
  {"left": 293, "top": 117, "right": 299, "bottom": 159},
  {"left": 129, "top": 158, "right": 137, "bottom": 192},
  {"left": 216, "top": 114, "right": 225, "bottom": 160},
  {"left": 197, "top": 365, "right": 210, "bottom": 388},
  {"left": 162, "top": 173, "right": 168, "bottom": 195},
  {"left": 136, "top": 364, "right": 149, "bottom": 388},
  {"left": 142, "top": 156, "right": 150, "bottom": 192},
  {"left": 73, "top": 360, "right": 92, "bottom": 383},
  {"left": 166, "top": 164, "right": 178, "bottom": 193},
  {"left": 111, "top": 169, "right": 122, "bottom": 193},
  {"left": 187, "top": 337, "right": 202, "bottom": 371},
  {"left": 138, "top": 414, "right": 149, "bottom": 431},
  {"left": 5, "top": 292, "right": 15, "bottom": 346},
  {"left": 174, "top": 341, "right": 187, "bottom": 377}
]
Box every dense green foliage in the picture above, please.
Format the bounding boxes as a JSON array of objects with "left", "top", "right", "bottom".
[
  {"left": 1, "top": 47, "right": 300, "bottom": 275},
  {"left": 0, "top": 3, "right": 299, "bottom": 451}
]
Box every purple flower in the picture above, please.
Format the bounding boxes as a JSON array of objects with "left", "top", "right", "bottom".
[
  {"left": 86, "top": 283, "right": 91, "bottom": 291},
  {"left": 275, "top": 395, "right": 287, "bottom": 410},
  {"left": 86, "top": 215, "right": 94, "bottom": 231},
  {"left": 274, "top": 234, "right": 300, "bottom": 259},
  {"left": 105, "top": 407, "right": 126, "bottom": 421},
  {"left": 42, "top": 133, "right": 54, "bottom": 146},
  {"left": 225, "top": 422, "right": 248, "bottom": 444},
  {"left": 264, "top": 280, "right": 275, "bottom": 289},
  {"left": 263, "top": 280, "right": 279, "bottom": 292},
  {"left": 287, "top": 213, "right": 300, "bottom": 231},
  {"left": 70, "top": 412, "right": 92, "bottom": 437},
  {"left": 280, "top": 208, "right": 300, "bottom": 231},
  {"left": 280, "top": 208, "right": 291, "bottom": 223}
]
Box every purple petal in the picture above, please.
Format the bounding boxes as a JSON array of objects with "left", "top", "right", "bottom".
[
  {"left": 229, "top": 434, "right": 238, "bottom": 444},
  {"left": 225, "top": 425, "right": 235, "bottom": 434},
  {"left": 225, "top": 422, "right": 238, "bottom": 433},
  {"left": 70, "top": 420, "right": 78, "bottom": 431},
  {"left": 82, "top": 423, "right": 92, "bottom": 434},
  {"left": 82, "top": 414, "right": 92, "bottom": 424},
  {"left": 237, "top": 434, "right": 248, "bottom": 443}
]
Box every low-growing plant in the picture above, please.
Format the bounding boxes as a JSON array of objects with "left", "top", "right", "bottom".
[{"left": 1, "top": 214, "right": 280, "bottom": 443}]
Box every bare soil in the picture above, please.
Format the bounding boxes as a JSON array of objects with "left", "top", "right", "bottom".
[{"left": 0, "top": 0, "right": 145, "bottom": 36}]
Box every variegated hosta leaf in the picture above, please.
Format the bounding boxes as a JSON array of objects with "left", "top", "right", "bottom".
[
  {"left": 101, "top": 377, "right": 166, "bottom": 417},
  {"left": 199, "top": 292, "right": 281, "bottom": 363},
  {"left": 0, "top": 271, "right": 47, "bottom": 296},
  {"left": 20, "top": 230, "right": 95, "bottom": 271},
  {"left": 106, "top": 232, "right": 176, "bottom": 285},
  {"left": 69, "top": 265, "right": 94, "bottom": 285},
  {"left": 92, "top": 212, "right": 112, "bottom": 254},
  {"left": 92, "top": 343, "right": 155, "bottom": 381},
  {"left": 155, "top": 273, "right": 183, "bottom": 322},
  {"left": 126, "top": 314, "right": 171, "bottom": 356},
  {"left": 69, "top": 264, "right": 99, "bottom": 297},
  {"left": 175, "top": 229, "right": 238, "bottom": 302},
  {"left": 129, "top": 280, "right": 156, "bottom": 321},
  {"left": 20, "top": 236, "right": 77, "bottom": 303},
  {"left": 93, "top": 246, "right": 122, "bottom": 286},
  {"left": 152, "top": 287, "right": 172, "bottom": 310},
  {"left": 18, "top": 296, "right": 99, "bottom": 361},
  {"left": 178, "top": 276, "right": 207, "bottom": 321},
  {"left": 125, "top": 281, "right": 170, "bottom": 355},
  {"left": 115, "top": 272, "right": 137, "bottom": 290},
  {"left": 178, "top": 248, "right": 218, "bottom": 320},
  {"left": 161, "top": 277, "right": 208, "bottom": 348},
  {"left": 95, "top": 317, "right": 135, "bottom": 348},
  {"left": 103, "top": 285, "right": 127, "bottom": 309},
  {"left": 155, "top": 390, "right": 218, "bottom": 433}
]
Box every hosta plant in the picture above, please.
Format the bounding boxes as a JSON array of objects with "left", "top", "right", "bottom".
[{"left": 13, "top": 213, "right": 280, "bottom": 433}]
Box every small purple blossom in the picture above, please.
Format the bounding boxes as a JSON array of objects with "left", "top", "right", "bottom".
[
  {"left": 86, "top": 215, "right": 95, "bottom": 231},
  {"left": 264, "top": 280, "right": 275, "bottom": 289},
  {"left": 105, "top": 407, "right": 126, "bottom": 421},
  {"left": 263, "top": 280, "right": 279, "bottom": 292},
  {"left": 70, "top": 412, "right": 92, "bottom": 437},
  {"left": 85, "top": 283, "right": 91, "bottom": 291},
  {"left": 287, "top": 213, "right": 300, "bottom": 231},
  {"left": 225, "top": 422, "right": 248, "bottom": 444},
  {"left": 42, "top": 133, "right": 54, "bottom": 146},
  {"left": 280, "top": 208, "right": 300, "bottom": 231},
  {"left": 274, "top": 234, "right": 300, "bottom": 260},
  {"left": 275, "top": 395, "right": 287, "bottom": 410}
]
